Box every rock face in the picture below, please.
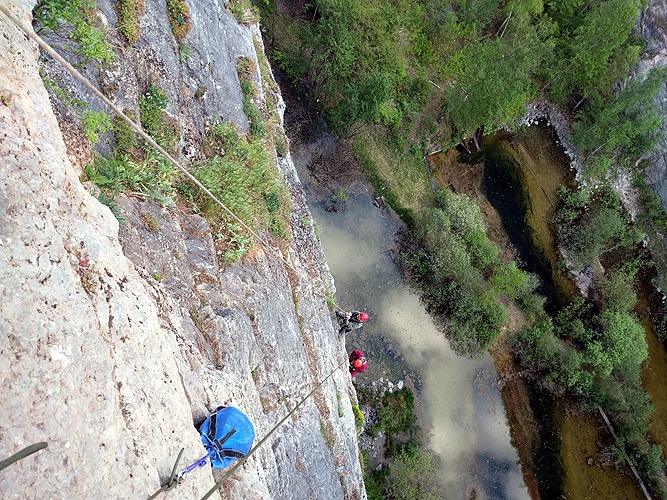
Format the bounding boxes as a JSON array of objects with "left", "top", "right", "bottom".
[
  {"left": 0, "top": 1, "right": 365, "bottom": 499},
  {"left": 639, "top": 0, "right": 667, "bottom": 206}
]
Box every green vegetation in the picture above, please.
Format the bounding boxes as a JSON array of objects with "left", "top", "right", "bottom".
[
  {"left": 139, "top": 84, "right": 179, "bottom": 152},
  {"left": 383, "top": 445, "right": 441, "bottom": 500},
  {"left": 34, "top": 0, "right": 115, "bottom": 65},
  {"left": 96, "top": 190, "right": 125, "bottom": 224},
  {"left": 263, "top": 0, "right": 647, "bottom": 141},
  {"left": 376, "top": 388, "right": 414, "bottom": 435},
  {"left": 115, "top": 0, "right": 145, "bottom": 45},
  {"left": 361, "top": 387, "right": 442, "bottom": 499},
  {"left": 252, "top": 35, "right": 291, "bottom": 158},
  {"left": 570, "top": 68, "right": 667, "bottom": 179},
  {"left": 517, "top": 286, "right": 667, "bottom": 494},
  {"left": 262, "top": 0, "right": 667, "bottom": 494},
  {"left": 351, "top": 404, "right": 364, "bottom": 435},
  {"left": 352, "top": 136, "right": 432, "bottom": 220},
  {"left": 261, "top": 0, "right": 654, "bottom": 210},
  {"left": 543, "top": 0, "right": 645, "bottom": 103},
  {"left": 84, "top": 153, "right": 177, "bottom": 205},
  {"left": 403, "top": 188, "right": 537, "bottom": 355},
  {"left": 518, "top": 185, "right": 667, "bottom": 494},
  {"left": 82, "top": 110, "right": 111, "bottom": 144},
  {"left": 443, "top": 14, "right": 553, "bottom": 137},
  {"left": 41, "top": 75, "right": 88, "bottom": 108},
  {"left": 86, "top": 91, "right": 288, "bottom": 262},
  {"left": 82, "top": 86, "right": 183, "bottom": 222},
  {"left": 179, "top": 43, "right": 191, "bottom": 63},
  {"left": 165, "top": 0, "right": 191, "bottom": 42},
  {"left": 140, "top": 212, "right": 160, "bottom": 232},
  {"left": 555, "top": 186, "right": 641, "bottom": 269},
  {"left": 112, "top": 112, "right": 139, "bottom": 155},
  {"left": 237, "top": 57, "right": 267, "bottom": 139},
  {"left": 228, "top": 0, "right": 258, "bottom": 23},
  {"left": 190, "top": 121, "right": 291, "bottom": 261}
]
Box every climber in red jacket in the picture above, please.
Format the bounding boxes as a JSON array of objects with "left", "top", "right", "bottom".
[{"left": 348, "top": 350, "right": 367, "bottom": 378}]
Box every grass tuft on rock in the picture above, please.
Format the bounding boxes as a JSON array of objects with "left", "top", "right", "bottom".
[
  {"left": 165, "top": 0, "right": 191, "bottom": 42},
  {"left": 115, "top": 0, "right": 145, "bottom": 45},
  {"left": 187, "top": 121, "right": 291, "bottom": 262}
]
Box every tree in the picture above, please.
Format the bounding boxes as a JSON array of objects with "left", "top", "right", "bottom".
[
  {"left": 597, "top": 310, "right": 648, "bottom": 378},
  {"left": 443, "top": 14, "right": 553, "bottom": 137},
  {"left": 570, "top": 68, "right": 666, "bottom": 176},
  {"left": 556, "top": 188, "right": 639, "bottom": 268},
  {"left": 599, "top": 267, "right": 638, "bottom": 313},
  {"left": 330, "top": 71, "right": 393, "bottom": 133},
  {"left": 544, "top": 0, "right": 645, "bottom": 101}
]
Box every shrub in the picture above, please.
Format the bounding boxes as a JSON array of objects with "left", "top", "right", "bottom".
[
  {"left": 434, "top": 188, "right": 486, "bottom": 235},
  {"left": 384, "top": 446, "right": 442, "bottom": 500},
  {"left": 165, "top": 0, "right": 191, "bottom": 42},
  {"left": 403, "top": 188, "right": 524, "bottom": 355},
  {"left": 237, "top": 57, "right": 267, "bottom": 139},
  {"left": 179, "top": 43, "right": 190, "bottom": 63},
  {"left": 351, "top": 404, "right": 365, "bottom": 434},
  {"left": 84, "top": 153, "right": 176, "bottom": 204},
  {"left": 556, "top": 187, "right": 640, "bottom": 268},
  {"left": 139, "top": 85, "right": 179, "bottom": 152},
  {"left": 112, "top": 112, "right": 139, "bottom": 155},
  {"left": 489, "top": 262, "right": 538, "bottom": 300},
  {"left": 596, "top": 310, "right": 648, "bottom": 379},
  {"left": 140, "top": 212, "right": 160, "bottom": 232},
  {"left": 599, "top": 267, "right": 637, "bottom": 313},
  {"left": 376, "top": 388, "right": 415, "bottom": 437},
  {"left": 192, "top": 122, "right": 291, "bottom": 259},
  {"left": 82, "top": 110, "right": 110, "bottom": 144},
  {"left": 34, "top": 0, "right": 115, "bottom": 65},
  {"left": 96, "top": 190, "right": 125, "bottom": 224},
  {"left": 228, "top": 0, "right": 259, "bottom": 23},
  {"left": 115, "top": 0, "right": 144, "bottom": 45},
  {"left": 41, "top": 75, "right": 87, "bottom": 108}
]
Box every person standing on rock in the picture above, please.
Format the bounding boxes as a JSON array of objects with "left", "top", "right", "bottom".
[
  {"left": 336, "top": 310, "right": 369, "bottom": 336},
  {"left": 348, "top": 350, "right": 367, "bottom": 378}
]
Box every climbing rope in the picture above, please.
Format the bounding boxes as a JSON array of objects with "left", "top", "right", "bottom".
[
  {"left": 146, "top": 448, "right": 184, "bottom": 500},
  {"left": 0, "top": 442, "right": 48, "bottom": 473},
  {"left": 0, "top": 4, "right": 295, "bottom": 272}
]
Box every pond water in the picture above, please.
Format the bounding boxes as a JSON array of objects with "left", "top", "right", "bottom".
[
  {"left": 288, "top": 124, "right": 528, "bottom": 497},
  {"left": 308, "top": 195, "right": 528, "bottom": 499}
]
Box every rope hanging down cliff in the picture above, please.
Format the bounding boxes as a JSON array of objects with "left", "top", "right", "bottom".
[{"left": 0, "top": 4, "right": 295, "bottom": 272}]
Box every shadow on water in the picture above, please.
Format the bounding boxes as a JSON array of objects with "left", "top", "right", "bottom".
[
  {"left": 466, "top": 130, "right": 567, "bottom": 499},
  {"left": 479, "top": 136, "right": 559, "bottom": 316}
]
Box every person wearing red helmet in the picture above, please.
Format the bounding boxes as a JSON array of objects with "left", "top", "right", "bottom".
[
  {"left": 336, "top": 310, "right": 369, "bottom": 336},
  {"left": 348, "top": 350, "right": 368, "bottom": 377}
]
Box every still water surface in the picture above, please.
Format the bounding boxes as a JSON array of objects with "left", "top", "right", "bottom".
[{"left": 307, "top": 192, "right": 528, "bottom": 499}]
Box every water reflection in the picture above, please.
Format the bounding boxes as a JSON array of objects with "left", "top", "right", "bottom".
[{"left": 308, "top": 194, "right": 528, "bottom": 499}]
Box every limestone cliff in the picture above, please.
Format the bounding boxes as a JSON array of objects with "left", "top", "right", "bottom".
[
  {"left": 639, "top": 0, "right": 667, "bottom": 206},
  {"left": 0, "top": 1, "right": 365, "bottom": 498}
]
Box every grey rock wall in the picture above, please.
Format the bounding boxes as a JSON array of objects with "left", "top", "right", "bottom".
[
  {"left": 0, "top": 0, "right": 364, "bottom": 498},
  {"left": 638, "top": 0, "right": 667, "bottom": 206}
]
